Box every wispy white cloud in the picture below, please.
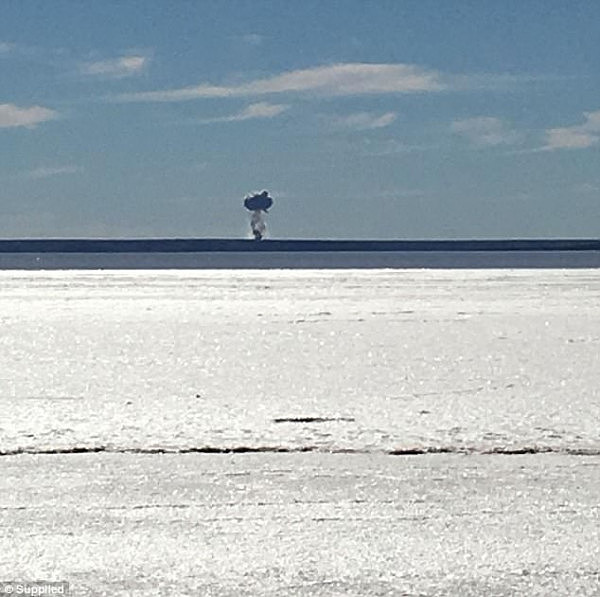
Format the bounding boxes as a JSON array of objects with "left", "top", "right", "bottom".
[
  {"left": 450, "top": 116, "right": 521, "bottom": 147},
  {"left": 26, "top": 165, "right": 81, "bottom": 179},
  {"left": 198, "top": 102, "right": 288, "bottom": 123},
  {"left": 541, "top": 110, "right": 600, "bottom": 150},
  {"left": 80, "top": 54, "right": 148, "bottom": 78},
  {"left": 0, "top": 103, "right": 58, "bottom": 129},
  {"left": 335, "top": 111, "right": 397, "bottom": 130},
  {"left": 116, "top": 63, "right": 444, "bottom": 102},
  {"left": 230, "top": 102, "right": 288, "bottom": 120},
  {"left": 544, "top": 128, "right": 597, "bottom": 150},
  {"left": 115, "top": 64, "right": 568, "bottom": 104},
  {"left": 0, "top": 41, "right": 14, "bottom": 54}
]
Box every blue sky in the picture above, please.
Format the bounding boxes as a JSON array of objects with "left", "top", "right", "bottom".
[{"left": 1, "top": 0, "right": 599, "bottom": 239}]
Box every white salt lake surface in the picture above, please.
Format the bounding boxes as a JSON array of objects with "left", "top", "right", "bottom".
[
  {"left": 0, "top": 269, "right": 598, "bottom": 455},
  {"left": 0, "top": 269, "right": 599, "bottom": 595}
]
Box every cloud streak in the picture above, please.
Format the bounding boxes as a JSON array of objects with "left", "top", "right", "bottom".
[
  {"left": 26, "top": 165, "right": 81, "bottom": 179},
  {"left": 541, "top": 110, "right": 600, "bottom": 150},
  {"left": 116, "top": 63, "right": 444, "bottom": 102},
  {"left": 80, "top": 55, "right": 148, "bottom": 78},
  {"left": 451, "top": 116, "right": 521, "bottom": 147},
  {"left": 335, "top": 111, "right": 397, "bottom": 130},
  {"left": 198, "top": 102, "right": 288, "bottom": 124},
  {"left": 224, "top": 102, "right": 288, "bottom": 121},
  {"left": 0, "top": 103, "right": 58, "bottom": 129}
]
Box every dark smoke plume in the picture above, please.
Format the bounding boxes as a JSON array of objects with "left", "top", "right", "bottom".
[{"left": 243, "top": 190, "right": 273, "bottom": 240}]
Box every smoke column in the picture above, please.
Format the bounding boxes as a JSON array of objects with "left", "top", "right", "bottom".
[
  {"left": 243, "top": 190, "right": 274, "bottom": 241},
  {"left": 250, "top": 210, "right": 267, "bottom": 240}
]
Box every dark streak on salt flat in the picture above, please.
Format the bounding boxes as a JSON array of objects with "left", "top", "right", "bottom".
[
  {"left": 273, "top": 416, "right": 356, "bottom": 423},
  {"left": 1, "top": 445, "right": 599, "bottom": 457}
]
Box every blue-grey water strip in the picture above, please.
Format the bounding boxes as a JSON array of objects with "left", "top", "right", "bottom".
[{"left": 1, "top": 250, "right": 600, "bottom": 269}]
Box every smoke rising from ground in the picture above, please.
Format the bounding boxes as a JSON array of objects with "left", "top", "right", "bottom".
[
  {"left": 250, "top": 210, "right": 267, "bottom": 240},
  {"left": 244, "top": 190, "right": 273, "bottom": 240}
]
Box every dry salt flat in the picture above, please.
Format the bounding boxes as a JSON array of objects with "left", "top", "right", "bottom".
[{"left": 0, "top": 269, "right": 599, "bottom": 595}]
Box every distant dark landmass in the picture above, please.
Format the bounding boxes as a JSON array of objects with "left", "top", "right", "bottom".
[
  {"left": 1, "top": 238, "right": 599, "bottom": 253},
  {"left": 0, "top": 238, "right": 599, "bottom": 269}
]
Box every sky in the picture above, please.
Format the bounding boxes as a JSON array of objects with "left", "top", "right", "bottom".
[{"left": 1, "top": 0, "right": 599, "bottom": 239}]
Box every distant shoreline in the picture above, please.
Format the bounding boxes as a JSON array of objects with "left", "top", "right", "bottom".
[
  {"left": 0, "top": 238, "right": 599, "bottom": 253},
  {"left": 1, "top": 238, "right": 599, "bottom": 269}
]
